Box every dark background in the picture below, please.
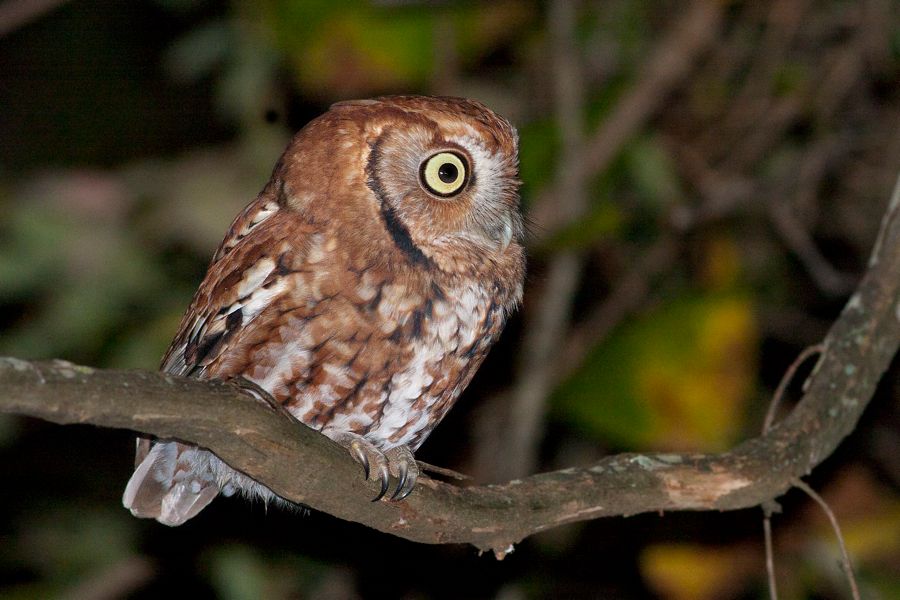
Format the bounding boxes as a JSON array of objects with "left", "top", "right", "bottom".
[{"left": 1, "top": 1, "right": 898, "bottom": 598}]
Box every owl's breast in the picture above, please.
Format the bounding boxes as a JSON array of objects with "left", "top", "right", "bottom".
[
  {"left": 360, "top": 278, "right": 502, "bottom": 450},
  {"left": 241, "top": 268, "right": 505, "bottom": 451}
]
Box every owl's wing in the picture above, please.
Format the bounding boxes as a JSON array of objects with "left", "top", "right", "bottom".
[
  {"left": 160, "top": 194, "right": 287, "bottom": 378},
  {"left": 126, "top": 194, "right": 305, "bottom": 525}
]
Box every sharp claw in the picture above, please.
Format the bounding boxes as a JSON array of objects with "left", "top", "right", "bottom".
[
  {"left": 391, "top": 460, "right": 409, "bottom": 501},
  {"left": 393, "top": 478, "right": 415, "bottom": 501},
  {"left": 351, "top": 442, "right": 370, "bottom": 479},
  {"left": 372, "top": 463, "right": 390, "bottom": 502}
]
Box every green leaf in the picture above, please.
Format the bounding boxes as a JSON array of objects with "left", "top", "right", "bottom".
[{"left": 553, "top": 292, "right": 758, "bottom": 451}]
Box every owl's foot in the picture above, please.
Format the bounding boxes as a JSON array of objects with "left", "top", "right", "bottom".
[
  {"left": 327, "top": 432, "right": 418, "bottom": 501},
  {"left": 385, "top": 445, "right": 419, "bottom": 501}
]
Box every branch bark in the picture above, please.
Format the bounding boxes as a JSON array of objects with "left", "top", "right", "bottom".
[{"left": 2, "top": 179, "right": 898, "bottom": 557}]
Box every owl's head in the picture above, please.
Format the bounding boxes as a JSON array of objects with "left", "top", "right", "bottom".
[{"left": 279, "top": 96, "right": 524, "bottom": 274}]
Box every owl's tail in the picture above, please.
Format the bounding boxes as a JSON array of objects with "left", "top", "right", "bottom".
[{"left": 122, "top": 439, "right": 219, "bottom": 526}]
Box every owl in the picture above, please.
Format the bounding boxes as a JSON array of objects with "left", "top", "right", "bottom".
[{"left": 122, "top": 96, "right": 525, "bottom": 525}]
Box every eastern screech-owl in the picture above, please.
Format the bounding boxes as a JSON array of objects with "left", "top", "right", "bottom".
[{"left": 123, "top": 96, "right": 525, "bottom": 525}]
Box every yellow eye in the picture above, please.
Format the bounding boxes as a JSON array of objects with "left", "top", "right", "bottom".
[{"left": 420, "top": 151, "right": 468, "bottom": 197}]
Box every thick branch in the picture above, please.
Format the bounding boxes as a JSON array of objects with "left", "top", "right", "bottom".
[{"left": 2, "top": 181, "right": 898, "bottom": 556}]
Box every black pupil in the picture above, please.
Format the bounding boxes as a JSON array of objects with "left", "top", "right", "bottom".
[{"left": 438, "top": 162, "right": 458, "bottom": 184}]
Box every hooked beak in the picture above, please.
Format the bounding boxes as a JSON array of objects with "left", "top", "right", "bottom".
[
  {"left": 498, "top": 213, "right": 514, "bottom": 252},
  {"left": 479, "top": 211, "right": 515, "bottom": 253}
]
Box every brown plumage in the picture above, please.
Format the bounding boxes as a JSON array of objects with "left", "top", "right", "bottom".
[{"left": 123, "top": 95, "right": 525, "bottom": 525}]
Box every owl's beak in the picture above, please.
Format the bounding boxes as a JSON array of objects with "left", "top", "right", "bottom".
[
  {"left": 498, "top": 214, "right": 514, "bottom": 253},
  {"left": 474, "top": 210, "right": 516, "bottom": 253}
]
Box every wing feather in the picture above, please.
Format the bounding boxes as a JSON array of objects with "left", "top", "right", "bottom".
[
  {"left": 125, "top": 190, "right": 312, "bottom": 523},
  {"left": 160, "top": 194, "right": 301, "bottom": 378}
]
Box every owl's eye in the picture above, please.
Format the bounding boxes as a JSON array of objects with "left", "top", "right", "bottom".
[{"left": 420, "top": 151, "right": 469, "bottom": 197}]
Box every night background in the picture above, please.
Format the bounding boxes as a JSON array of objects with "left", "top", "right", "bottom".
[{"left": 1, "top": 1, "right": 899, "bottom": 598}]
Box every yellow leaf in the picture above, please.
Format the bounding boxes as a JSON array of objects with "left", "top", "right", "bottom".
[
  {"left": 840, "top": 504, "right": 900, "bottom": 561},
  {"left": 641, "top": 543, "right": 757, "bottom": 600},
  {"left": 554, "top": 293, "right": 758, "bottom": 451},
  {"left": 637, "top": 296, "right": 757, "bottom": 451}
]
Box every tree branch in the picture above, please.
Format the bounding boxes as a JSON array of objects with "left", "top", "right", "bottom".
[{"left": 2, "top": 179, "right": 898, "bottom": 557}]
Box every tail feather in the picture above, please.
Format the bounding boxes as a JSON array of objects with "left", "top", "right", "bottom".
[{"left": 122, "top": 441, "right": 219, "bottom": 526}]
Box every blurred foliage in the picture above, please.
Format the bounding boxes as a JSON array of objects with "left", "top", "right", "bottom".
[
  {"left": 0, "top": 174, "right": 170, "bottom": 362},
  {"left": 0, "top": 0, "right": 898, "bottom": 598},
  {"left": 556, "top": 233, "right": 757, "bottom": 452},
  {"left": 1, "top": 507, "right": 138, "bottom": 599},
  {"left": 640, "top": 542, "right": 758, "bottom": 600},
  {"left": 17, "top": 508, "right": 137, "bottom": 580},
  {"left": 554, "top": 290, "right": 757, "bottom": 451},
  {"left": 203, "top": 544, "right": 355, "bottom": 599},
  {"left": 258, "top": 0, "right": 535, "bottom": 97}
]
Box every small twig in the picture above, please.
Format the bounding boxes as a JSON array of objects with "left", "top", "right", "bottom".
[
  {"left": 759, "top": 343, "right": 859, "bottom": 600},
  {"left": 417, "top": 461, "right": 470, "bottom": 481},
  {"left": 763, "top": 513, "right": 779, "bottom": 600},
  {"left": 769, "top": 202, "right": 856, "bottom": 297},
  {"left": 792, "top": 478, "right": 862, "bottom": 600},
  {"left": 760, "top": 343, "right": 825, "bottom": 600},
  {"left": 762, "top": 344, "right": 826, "bottom": 435}
]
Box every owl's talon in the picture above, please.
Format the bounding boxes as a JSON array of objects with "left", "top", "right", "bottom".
[
  {"left": 392, "top": 459, "right": 409, "bottom": 500},
  {"left": 372, "top": 463, "right": 390, "bottom": 502},
  {"left": 349, "top": 441, "right": 371, "bottom": 479},
  {"left": 327, "top": 431, "right": 394, "bottom": 500},
  {"left": 391, "top": 473, "right": 415, "bottom": 501},
  {"left": 326, "top": 433, "right": 420, "bottom": 501},
  {"left": 385, "top": 445, "right": 419, "bottom": 501}
]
